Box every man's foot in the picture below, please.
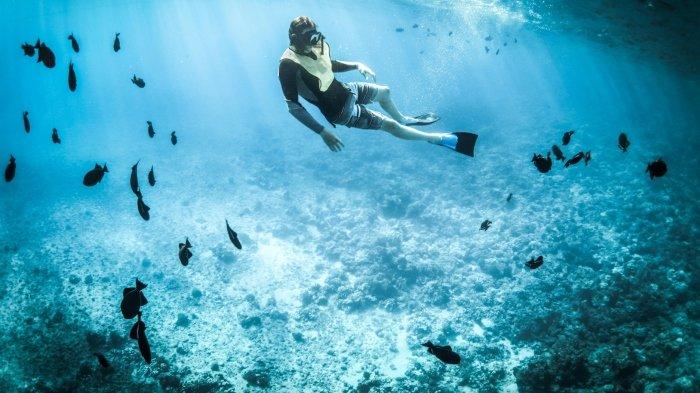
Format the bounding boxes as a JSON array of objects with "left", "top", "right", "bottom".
[
  {"left": 430, "top": 132, "right": 478, "bottom": 157},
  {"left": 402, "top": 113, "right": 440, "bottom": 126}
]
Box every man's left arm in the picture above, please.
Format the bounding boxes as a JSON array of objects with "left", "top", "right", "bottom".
[{"left": 331, "top": 60, "right": 376, "bottom": 81}]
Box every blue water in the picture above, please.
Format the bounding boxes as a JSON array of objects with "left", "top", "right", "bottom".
[{"left": 1, "top": 1, "right": 698, "bottom": 392}]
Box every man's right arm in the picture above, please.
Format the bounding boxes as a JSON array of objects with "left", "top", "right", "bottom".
[{"left": 278, "top": 60, "right": 325, "bottom": 134}]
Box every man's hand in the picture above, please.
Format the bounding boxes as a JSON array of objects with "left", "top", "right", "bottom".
[
  {"left": 320, "top": 129, "right": 344, "bottom": 152},
  {"left": 357, "top": 63, "right": 376, "bottom": 82}
]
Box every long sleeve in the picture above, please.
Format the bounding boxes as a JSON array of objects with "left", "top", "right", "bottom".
[
  {"left": 331, "top": 60, "right": 357, "bottom": 73},
  {"left": 279, "top": 60, "right": 325, "bottom": 134}
]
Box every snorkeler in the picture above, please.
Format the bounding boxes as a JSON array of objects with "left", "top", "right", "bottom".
[{"left": 278, "top": 16, "right": 477, "bottom": 156}]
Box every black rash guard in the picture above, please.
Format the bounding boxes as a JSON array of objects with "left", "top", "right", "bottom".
[{"left": 279, "top": 57, "right": 357, "bottom": 133}]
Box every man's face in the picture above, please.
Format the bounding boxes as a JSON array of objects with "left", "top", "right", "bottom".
[{"left": 298, "top": 26, "right": 322, "bottom": 52}]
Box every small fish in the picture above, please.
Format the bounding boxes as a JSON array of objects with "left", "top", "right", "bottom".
[
  {"left": 503, "top": 41, "right": 508, "bottom": 46},
  {"left": 146, "top": 121, "right": 155, "bottom": 138},
  {"left": 584, "top": 151, "right": 592, "bottom": 166},
  {"left": 485, "top": 46, "right": 490, "bottom": 53},
  {"left": 170, "top": 131, "right": 177, "bottom": 145},
  {"left": 448, "top": 31, "right": 453, "bottom": 36},
  {"left": 129, "top": 312, "right": 151, "bottom": 364},
  {"left": 120, "top": 279, "right": 148, "bottom": 319},
  {"left": 131, "top": 75, "right": 145, "bottom": 88},
  {"left": 113, "top": 33, "right": 121, "bottom": 52},
  {"left": 514, "top": 37, "right": 518, "bottom": 43},
  {"left": 93, "top": 352, "right": 110, "bottom": 368},
  {"left": 564, "top": 152, "right": 584, "bottom": 168},
  {"left": 21, "top": 42, "right": 35, "bottom": 56},
  {"left": 82, "top": 163, "right": 108, "bottom": 186},
  {"left": 5, "top": 155, "right": 16, "bottom": 182},
  {"left": 68, "top": 61, "right": 77, "bottom": 91},
  {"left": 562, "top": 130, "right": 575, "bottom": 145},
  {"left": 226, "top": 220, "right": 242, "bottom": 250},
  {"left": 506, "top": 193, "right": 513, "bottom": 202},
  {"left": 485, "top": 35, "right": 493, "bottom": 41},
  {"left": 646, "top": 159, "right": 667, "bottom": 180},
  {"left": 135, "top": 189, "right": 150, "bottom": 221},
  {"left": 51, "top": 128, "right": 61, "bottom": 144},
  {"left": 148, "top": 166, "right": 155, "bottom": 186},
  {"left": 525, "top": 255, "right": 544, "bottom": 269},
  {"left": 412, "top": 24, "right": 419, "bottom": 28},
  {"left": 395, "top": 28, "right": 404, "bottom": 33},
  {"left": 35, "top": 39, "right": 56, "bottom": 68},
  {"left": 495, "top": 49, "right": 500, "bottom": 55},
  {"left": 68, "top": 34, "right": 80, "bottom": 53},
  {"left": 130, "top": 160, "right": 140, "bottom": 196},
  {"left": 480, "top": 220, "right": 492, "bottom": 231},
  {"left": 179, "top": 238, "right": 193, "bottom": 266},
  {"left": 532, "top": 152, "right": 552, "bottom": 173},
  {"left": 422, "top": 341, "right": 461, "bottom": 365},
  {"left": 551, "top": 144, "right": 565, "bottom": 161},
  {"left": 618, "top": 132, "right": 630, "bottom": 152},
  {"left": 23, "top": 111, "right": 30, "bottom": 133}
]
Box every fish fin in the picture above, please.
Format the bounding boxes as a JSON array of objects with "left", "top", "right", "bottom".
[
  {"left": 140, "top": 293, "right": 148, "bottom": 306},
  {"left": 421, "top": 341, "right": 433, "bottom": 348},
  {"left": 129, "top": 322, "right": 138, "bottom": 339},
  {"left": 179, "top": 243, "right": 184, "bottom": 248},
  {"left": 136, "top": 279, "right": 147, "bottom": 290},
  {"left": 185, "top": 238, "right": 192, "bottom": 248}
]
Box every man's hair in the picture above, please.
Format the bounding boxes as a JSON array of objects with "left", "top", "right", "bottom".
[{"left": 288, "top": 16, "right": 316, "bottom": 47}]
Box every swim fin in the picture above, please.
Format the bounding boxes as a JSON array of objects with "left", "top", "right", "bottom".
[
  {"left": 406, "top": 113, "right": 440, "bottom": 126},
  {"left": 434, "top": 132, "right": 478, "bottom": 157}
]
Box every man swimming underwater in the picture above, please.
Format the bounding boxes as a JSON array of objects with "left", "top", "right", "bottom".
[{"left": 279, "top": 16, "right": 477, "bottom": 156}]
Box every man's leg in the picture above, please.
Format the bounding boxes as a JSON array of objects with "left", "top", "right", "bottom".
[
  {"left": 380, "top": 118, "right": 445, "bottom": 143},
  {"left": 373, "top": 85, "right": 411, "bottom": 124}
]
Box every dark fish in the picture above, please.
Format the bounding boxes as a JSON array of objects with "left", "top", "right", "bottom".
[
  {"left": 82, "top": 163, "right": 108, "bottom": 186},
  {"left": 170, "top": 131, "right": 177, "bottom": 145},
  {"left": 503, "top": 41, "right": 508, "bottom": 46},
  {"left": 562, "top": 130, "right": 574, "bottom": 145},
  {"left": 113, "top": 33, "right": 121, "bottom": 52},
  {"left": 564, "top": 152, "right": 584, "bottom": 168},
  {"left": 412, "top": 24, "right": 419, "bottom": 28},
  {"left": 480, "top": 220, "right": 492, "bottom": 231},
  {"left": 495, "top": 49, "right": 500, "bottom": 55},
  {"left": 23, "top": 111, "right": 30, "bottom": 133},
  {"left": 93, "top": 352, "right": 110, "bottom": 368},
  {"left": 35, "top": 40, "right": 56, "bottom": 68},
  {"left": 5, "top": 155, "right": 16, "bottom": 182},
  {"left": 68, "top": 34, "right": 80, "bottom": 53},
  {"left": 525, "top": 255, "right": 544, "bottom": 269},
  {"left": 120, "top": 279, "right": 148, "bottom": 319},
  {"left": 226, "top": 220, "right": 242, "bottom": 250},
  {"left": 146, "top": 121, "right": 155, "bottom": 138},
  {"left": 68, "top": 61, "right": 77, "bottom": 91},
  {"left": 448, "top": 31, "right": 453, "bottom": 36},
  {"left": 129, "top": 312, "right": 151, "bottom": 364},
  {"left": 551, "top": 144, "right": 565, "bottom": 161},
  {"left": 130, "top": 160, "right": 140, "bottom": 196},
  {"left": 21, "top": 42, "right": 35, "bottom": 56},
  {"left": 584, "top": 151, "right": 592, "bottom": 166},
  {"left": 395, "top": 28, "right": 404, "bottom": 33},
  {"left": 422, "top": 341, "right": 461, "bottom": 365},
  {"left": 506, "top": 193, "right": 513, "bottom": 202},
  {"left": 646, "top": 159, "right": 667, "bottom": 180},
  {"left": 131, "top": 75, "right": 145, "bottom": 88},
  {"left": 514, "top": 37, "right": 518, "bottom": 43},
  {"left": 136, "top": 189, "right": 150, "bottom": 221},
  {"left": 485, "top": 35, "right": 493, "bottom": 41},
  {"left": 618, "top": 132, "right": 630, "bottom": 152},
  {"left": 485, "top": 46, "right": 489, "bottom": 53},
  {"left": 179, "top": 238, "right": 193, "bottom": 266},
  {"left": 532, "top": 152, "right": 552, "bottom": 173},
  {"left": 148, "top": 166, "right": 156, "bottom": 186},
  {"left": 51, "top": 128, "right": 61, "bottom": 144}
]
